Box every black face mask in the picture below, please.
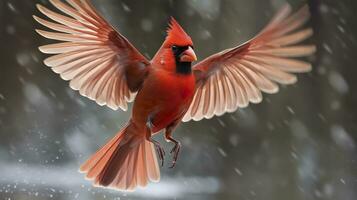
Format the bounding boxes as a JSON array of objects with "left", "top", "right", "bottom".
[{"left": 172, "top": 45, "right": 192, "bottom": 74}]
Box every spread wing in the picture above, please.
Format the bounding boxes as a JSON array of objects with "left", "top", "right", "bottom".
[
  {"left": 34, "top": 0, "right": 150, "bottom": 111},
  {"left": 183, "top": 4, "right": 315, "bottom": 122}
]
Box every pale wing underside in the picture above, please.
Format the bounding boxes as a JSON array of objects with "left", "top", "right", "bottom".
[
  {"left": 34, "top": 0, "right": 149, "bottom": 110},
  {"left": 183, "top": 5, "right": 315, "bottom": 122}
]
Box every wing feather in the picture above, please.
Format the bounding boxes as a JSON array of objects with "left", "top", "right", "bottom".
[
  {"left": 34, "top": 0, "right": 150, "bottom": 110},
  {"left": 183, "top": 4, "right": 315, "bottom": 122}
]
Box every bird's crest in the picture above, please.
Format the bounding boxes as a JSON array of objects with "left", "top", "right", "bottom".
[{"left": 165, "top": 17, "right": 193, "bottom": 46}]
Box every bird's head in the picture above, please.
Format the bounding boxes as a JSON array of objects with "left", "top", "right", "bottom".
[{"left": 161, "top": 17, "right": 197, "bottom": 74}]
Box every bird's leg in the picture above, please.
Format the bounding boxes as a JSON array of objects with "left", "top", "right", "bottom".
[
  {"left": 164, "top": 126, "right": 181, "bottom": 168},
  {"left": 145, "top": 116, "right": 165, "bottom": 167}
]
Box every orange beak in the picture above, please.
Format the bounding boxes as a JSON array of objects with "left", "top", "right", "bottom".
[{"left": 179, "top": 46, "right": 197, "bottom": 62}]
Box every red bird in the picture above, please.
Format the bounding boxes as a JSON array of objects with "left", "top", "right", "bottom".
[{"left": 34, "top": 0, "right": 315, "bottom": 191}]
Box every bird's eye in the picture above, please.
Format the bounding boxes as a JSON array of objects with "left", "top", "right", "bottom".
[{"left": 172, "top": 45, "right": 178, "bottom": 51}]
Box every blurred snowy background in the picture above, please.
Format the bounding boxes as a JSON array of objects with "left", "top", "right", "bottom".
[{"left": 1, "top": 0, "right": 357, "bottom": 199}]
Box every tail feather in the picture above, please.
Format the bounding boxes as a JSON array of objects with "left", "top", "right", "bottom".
[
  {"left": 79, "top": 123, "right": 160, "bottom": 191},
  {"left": 145, "top": 141, "right": 160, "bottom": 181},
  {"left": 79, "top": 127, "right": 124, "bottom": 174}
]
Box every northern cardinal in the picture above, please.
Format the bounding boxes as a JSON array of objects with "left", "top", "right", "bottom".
[{"left": 34, "top": 0, "right": 315, "bottom": 191}]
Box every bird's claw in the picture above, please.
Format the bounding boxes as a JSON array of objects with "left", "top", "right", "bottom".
[
  {"left": 146, "top": 117, "right": 166, "bottom": 166},
  {"left": 150, "top": 139, "right": 165, "bottom": 167},
  {"left": 169, "top": 142, "right": 181, "bottom": 168},
  {"left": 157, "top": 145, "right": 165, "bottom": 167}
]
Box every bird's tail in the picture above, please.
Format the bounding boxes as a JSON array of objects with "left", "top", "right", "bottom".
[{"left": 79, "top": 122, "right": 160, "bottom": 191}]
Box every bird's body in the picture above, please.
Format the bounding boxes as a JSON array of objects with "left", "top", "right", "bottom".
[
  {"left": 34, "top": 0, "right": 315, "bottom": 191},
  {"left": 132, "top": 66, "right": 195, "bottom": 133}
]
